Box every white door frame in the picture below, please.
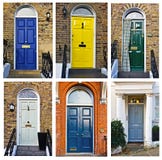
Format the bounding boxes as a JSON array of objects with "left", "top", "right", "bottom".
[
  {"left": 70, "top": 4, "right": 96, "bottom": 68},
  {"left": 14, "top": 4, "right": 38, "bottom": 70},
  {"left": 66, "top": 86, "right": 94, "bottom": 154},
  {"left": 16, "top": 88, "right": 40, "bottom": 145},
  {"left": 122, "top": 7, "right": 146, "bottom": 72}
]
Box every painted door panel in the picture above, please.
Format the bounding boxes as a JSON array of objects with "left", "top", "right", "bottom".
[
  {"left": 67, "top": 106, "right": 93, "bottom": 153},
  {"left": 16, "top": 18, "right": 36, "bottom": 70},
  {"left": 71, "top": 17, "right": 94, "bottom": 68},
  {"left": 19, "top": 100, "right": 38, "bottom": 145},
  {"left": 129, "top": 21, "right": 144, "bottom": 71},
  {"left": 128, "top": 104, "right": 144, "bottom": 142}
]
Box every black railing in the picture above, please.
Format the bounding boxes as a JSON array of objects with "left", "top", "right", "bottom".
[
  {"left": 46, "top": 129, "right": 52, "bottom": 156},
  {"left": 111, "top": 40, "right": 118, "bottom": 67},
  {"left": 151, "top": 50, "right": 159, "bottom": 78},
  {"left": 61, "top": 45, "right": 67, "bottom": 78},
  {"left": 4, "top": 128, "right": 16, "bottom": 156},
  {"left": 42, "top": 52, "right": 53, "bottom": 78},
  {"left": 104, "top": 135, "right": 107, "bottom": 156},
  {"left": 103, "top": 46, "right": 107, "bottom": 69},
  {"left": 4, "top": 39, "right": 10, "bottom": 64}
]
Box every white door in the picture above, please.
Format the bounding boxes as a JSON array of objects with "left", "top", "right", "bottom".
[{"left": 19, "top": 99, "right": 38, "bottom": 145}]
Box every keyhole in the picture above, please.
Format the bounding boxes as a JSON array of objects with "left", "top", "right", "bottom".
[
  {"left": 27, "top": 106, "right": 30, "bottom": 111},
  {"left": 27, "top": 121, "right": 30, "bottom": 123},
  {"left": 82, "top": 22, "right": 84, "bottom": 29}
]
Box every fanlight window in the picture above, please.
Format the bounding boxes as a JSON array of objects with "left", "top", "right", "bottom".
[
  {"left": 68, "top": 89, "right": 93, "bottom": 105},
  {"left": 72, "top": 6, "right": 94, "bottom": 16},
  {"left": 18, "top": 89, "right": 37, "bottom": 98}
]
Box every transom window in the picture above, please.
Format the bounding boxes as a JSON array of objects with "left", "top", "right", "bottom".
[
  {"left": 125, "top": 11, "right": 144, "bottom": 19},
  {"left": 18, "top": 89, "right": 37, "bottom": 99},
  {"left": 71, "top": 5, "right": 95, "bottom": 16},
  {"left": 67, "top": 87, "right": 93, "bottom": 105}
]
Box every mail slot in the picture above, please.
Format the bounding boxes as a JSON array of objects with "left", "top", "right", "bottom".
[
  {"left": 25, "top": 124, "right": 32, "bottom": 127},
  {"left": 70, "top": 148, "right": 77, "bottom": 151},
  {"left": 22, "top": 45, "right": 30, "bottom": 48},
  {"left": 79, "top": 44, "right": 86, "bottom": 47},
  {"left": 130, "top": 46, "right": 138, "bottom": 50}
]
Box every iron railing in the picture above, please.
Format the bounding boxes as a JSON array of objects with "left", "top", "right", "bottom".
[
  {"left": 42, "top": 52, "right": 53, "bottom": 78},
  {"left": 111, "top": 40, "right": 118, "bottom": 67},
  {"left": 151, "top": 50, "right": 159, "bottom": 78},
  {"left": 4, "top": 39, "right": 10, "bottom": 64},
  {"left": 4, "top": 128, "right": 16, "bottom": 156},
  {"left": 46, "top": 129, "right": 52, "bottom": 156},
  {"left": 61, "top": 44, "right": 67, "bottom": 78}
]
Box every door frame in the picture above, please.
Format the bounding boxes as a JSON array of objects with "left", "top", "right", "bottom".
[
  {"left": 128, "top": 103, "right": 144, "bottom": 142},
  {"left": 66, "top": 86, "right": 94, "bottom": 154},
  {"left": 14, "top": 5, "right": 38, "bottom": 70},
  {"left": 122, "top": 7, "right": 146, "bottom": 72},
  {"left": 70, "top": 4, "right": 96, "bottom": 68},
  {"left": 16, "top": 88, "right": 40, "bottom": 145}
]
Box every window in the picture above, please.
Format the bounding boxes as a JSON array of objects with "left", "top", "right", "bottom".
[{"left": 18, "top": 89, "right": 37, "bottom": 99}]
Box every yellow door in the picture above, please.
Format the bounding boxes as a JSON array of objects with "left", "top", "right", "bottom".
[{"left": 71, "top": 16, "right": 94, "bottom": 68}]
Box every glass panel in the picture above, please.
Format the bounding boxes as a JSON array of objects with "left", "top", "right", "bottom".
[
  {"left": 68, "top": 89, "right": 92, "bottom": 104},
  {"left": 155, "top": 96, "right": 159, "bottom": 106},
  {"left": 125, "top": 11, "right": 144, "bottom": 19},
  {"left": 16, "top": 6, "right": 36, "bottom": 17},
  {"left": 72, "top": 7, "right": 93, "bottom": 16},
  {"left": 135, "top": 22, "right": 142, "bottom": 29},
  {"left": 19, "top": 89, "right": 37, "bottom": 98}
]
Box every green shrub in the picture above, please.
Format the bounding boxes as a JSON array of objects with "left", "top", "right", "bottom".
[
  {"left": 111, "top": 120, "right": 126, "bottom": 148},
  {"left": 152, "top": 125, "right": 159, "bottom": 141}
]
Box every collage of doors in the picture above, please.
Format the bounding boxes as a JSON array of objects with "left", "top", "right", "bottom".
[{"left": 2, "top": 0, "right": 160, "bottom": 158}]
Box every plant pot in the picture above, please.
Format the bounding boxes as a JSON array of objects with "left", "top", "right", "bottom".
[{"left": 38, "top": 132, "right": 47, "bottom": 150}]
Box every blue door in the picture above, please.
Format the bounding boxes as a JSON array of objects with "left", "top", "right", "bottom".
[
  {"left": 128, "top": 104, "right": 144, "bottom": 142},
  {"left": 67, "top": 106, "right": 93, "bottom": 153},
  {"left": 16, "top": 18, "right": 36, "bottom": 70}
]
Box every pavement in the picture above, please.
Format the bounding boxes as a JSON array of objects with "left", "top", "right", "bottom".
[{"left": 114, "top": 143, "right": 159, "bottom": 156}]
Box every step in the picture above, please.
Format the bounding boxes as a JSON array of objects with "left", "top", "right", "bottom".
[
  {"left": 8, "top": 70, "right": 41, "bottom": 78},
  {"left": 118, "top": 71, "right": 150, "bottom": 78},
  {"left": 16, "top": 146, "right": 46, "bottom": 156},
  {"left": 68, "top": 68, "right": 107, "bottom": 78}
]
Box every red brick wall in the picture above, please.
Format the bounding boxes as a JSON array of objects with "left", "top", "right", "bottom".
[{"left": 56, "top": 82, "right": 107, "bottom": 156}]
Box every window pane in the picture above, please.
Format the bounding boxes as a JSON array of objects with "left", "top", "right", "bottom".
[
  {"left": 126, "top": 12, "right": 144, "bottom": 19},
  {"left": 68, "top": 90, "right": 92, "bottom": 104},
  {"left": 19, "top": 89, "right": 37, "bottom": 98},
  {"left": 72, "top": 7, "right": 93, "bottom": 16}
]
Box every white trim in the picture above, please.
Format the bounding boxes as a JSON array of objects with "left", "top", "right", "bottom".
[
  {"left": 66, "top": 85, "right": 94, "bottom": 154},
  {"left": 122, "top": 7, "right": 146, "bottom": 72},
  {"left": 16, "top": 88, "right": 40, "bottom": 146},
  {"left": 70, "top": 4, "right": 96, "bottom": 68},
  {"left": 14, "top": 4, "right": 38, "bottom": 70}
]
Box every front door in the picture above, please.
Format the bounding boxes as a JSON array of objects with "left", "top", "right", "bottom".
[
  {"left": 67, "top": 106, "right": 93, "bottom": 153},
  {"left": 128, "top": 104, "right": 144, "bottom": 142},
  {"left": 129, "top": 20, "right": 144, "bottom": 71},
  {"left": 16, "top": 18, "right": 36, "bottom": 70},
  {"left": 19, "top": 99, "right": 38, "bottom": 145},
  {"left": 71, "top": 17, "right": 94, "bottom": 68}
]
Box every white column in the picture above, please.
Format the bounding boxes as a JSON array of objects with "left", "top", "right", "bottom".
[
  {"left": 145, "top": 93, "right": 153, "bottom": 147},
  {"left": 116, "top": 93, "right": 125, "bottom": 125}
]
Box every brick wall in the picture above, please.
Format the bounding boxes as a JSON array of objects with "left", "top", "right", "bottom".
[
  {"left": 56, "top": 82, "right": 107, "bottom": 156},
  {"left": 3, "top": 3, "right": 53, "bottom": 70},
  {"left": 56, "top": 3, "right": 107, "bottom": 68},
  {"left": 4, "top": 82, "right": 52, "bottom": 147},
  {"left": 111, "top": 3, "right": 159, "bottom": 71}
]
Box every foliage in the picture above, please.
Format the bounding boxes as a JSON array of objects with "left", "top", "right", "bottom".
[
  {"left": 152, "top": 125, "right": 159, "bottom": 141},
  {"left": 111, "top": 120, "right": 126, "bottom": 148}
]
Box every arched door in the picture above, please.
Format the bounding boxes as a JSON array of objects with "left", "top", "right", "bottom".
[
  {"left": 67, "top": 86, "right": 93, "bottom": 153},
  {"left": 71, "top": 5, "right": 96, "bottom": 68},
  {"left": 122, "top": 8, "right": 145, "bottom": 71},
  {"left": 17, "top": 89, "right": 39, "bottom": 145},
  {"left": 15, "top": 5, "right": 37, "bottom": 70}
]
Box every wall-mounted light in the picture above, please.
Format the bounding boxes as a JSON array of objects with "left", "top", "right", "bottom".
[
  {"left": 9, "top": 103, "right": 15, "bottom": 112},
  {"left": 46, "top": 11, "right": 50, "bottom": 22},
  {"left": 62, "top": 6, "right": 67, "bottom": 19}
]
